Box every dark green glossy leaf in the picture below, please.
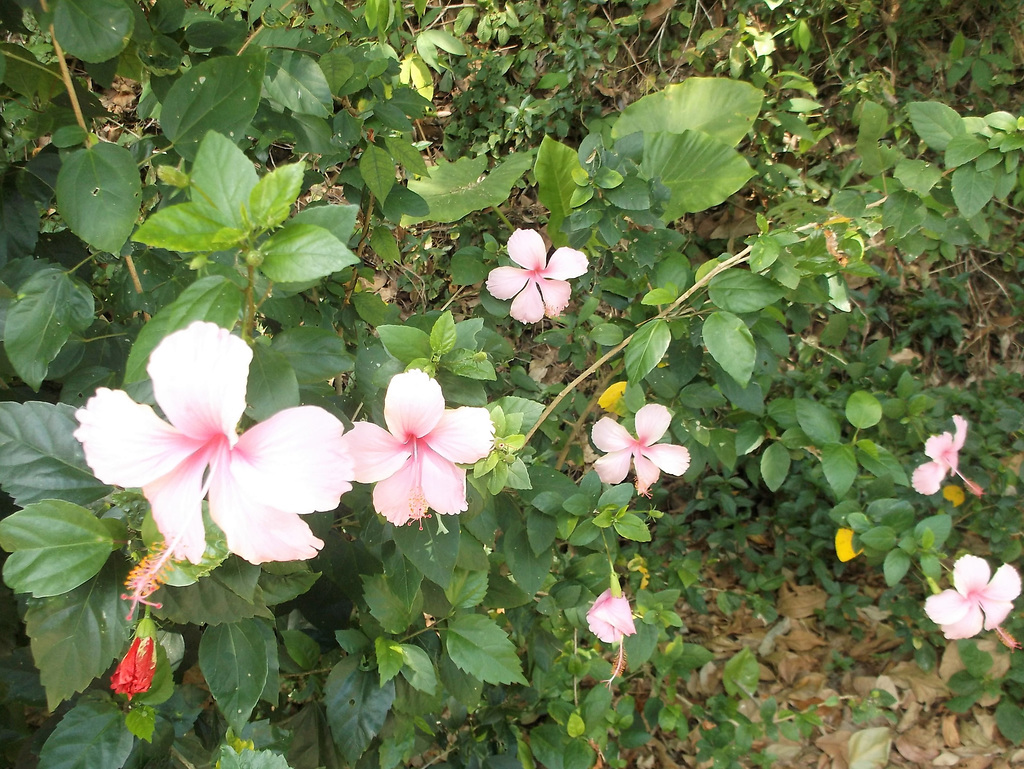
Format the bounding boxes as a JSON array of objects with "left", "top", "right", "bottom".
[
  {"left": 37, "top": 697, "right": 134, "bottom": 769},
  {"left": 263, "top": 50, "right": 332, "bottom": 118},
  {"left": 199, "top": 619, "right": 269, "bottom": 732},
  {"left": 272, "top": 326, "right": 353, "bottom": 384},
  {"left": 821, "top": 443, "right": 857, "bottom": 498},
  {"left": 393, "top": 518, "right": 459, "bottom": 589},
  {"left": 324, "top": 661, "right": 395, "bottom": 763},
  {"left": 53, "top": 0, "right": 133, "bottom": 63},
  {"left": 445, "top": 613, "right": 526, "bottom": 685},
  {"left": 377, "top": 325, "right": 432, "bottom": 364},
  {"left": 708, "top": 269, "right": 785, "bottom": 313},
  {"left": 534, "top": 136, "right": 581, "bottom": 247},
  {"left": 245, "top": 344, "right": 299, "bottom": 421},
  {"left": 55, "top": 142, "right": 141, "bottom": 253},
  {"left": 795, "top": 399, "right": 842, "bottom": 445},
  {"left": 0, "top": 401, "right": 112, "bottom": 507},
  {"left": 624, "top": 319, "right": 670, "bottom": 384},
  {"left": 0, "top": 500, "right": 115, "bottom": 597},
  {"left": 760, "top": 443, "right": 790, "bottom": 492},
  {"left": 702, "top": 311, "right": 755, "bottom": 386},
  {"left": 260, "top": 223, "right": 359, "bottom": 283},
  {"left": 359, "top": 144, "right": 394, "bottom": 204}
]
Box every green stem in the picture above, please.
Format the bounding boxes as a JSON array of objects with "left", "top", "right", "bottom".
[{"left": 489, "top": 205, "right": 514, "bottom": 233}]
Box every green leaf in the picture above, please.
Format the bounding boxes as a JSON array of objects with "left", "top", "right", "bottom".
[
  {"left": 359, "top": 144, "right": 395, "bottom": 204},
  {"left": 53, "top": 0, "right": 133, "bottom": 63},
  {"left": 702, "top": 311, "right": 755, "bottom": 386},
  {"left": 708, "top": 269, "right": 785, "bottom": 313},
  {"left": 444, "top": 568, "right": 489, "bottom": 609},
  {"left": 856, "top": 101, "right": 888, "bottom": 177},
  {"left": 217, "top": 745, "right": 292, "bottom": 769},
  {"left": 190, "top": 131, "right": 258, "bottom": 230},
  {"left": 795, "top": 399, "right": 841, "bottom": 445},
  {"left": 640, "top": 130, "right": 755, "bottom": 220},
  {"left": 245, "top": 344, "right": 299, "bottom": 421},
  {"left": 0, "top": 402, "right": 112, "bottom": 507},
  {"left": 384, "top": 136, "right": 428, "bottom": 175},
  {"left": 56, "top": 142, "right": 141, "bottom": 253},
  {"left": 860, "top": 526, "right": 896, "bottom": 551},
  {"left": 845, "top": 391, "right": 882, "bottom": 429},
  {"left": 893, "top": 158, "right": 943, "bottom": 194},
  {"left": 272, "top": 326, "right": 353, "bottom": 384},
  {"left": 261, "top": 223, "right": 358, "bottom": 283},
  {"left": 291, "top": 204, "right": 359, "bottom": 245},
  {"left": 399, "top": 644, "right": 437, "bottom": 694},
  {"left": 124, "top": 277, "right": 242, "bottom": 382},
  {"left": 324, "top": 661, "right": 395, "bottom": 764},
  {"left": 883, "top": 548, "right": 911, "bottom": 586},
  {"left": 154, "top": 570, "right": 273, "bottom": 626},
  {"left": 534, "top": 136, "right": 582, "bottom": 247},
  {"left": 375, "top": 636, "right": 404, "bottom": 685},
  {"left": 624, "top": 319, "right": 670, "bottom": 384},
  {"left": 37, "top": 697, "right": 134, "bottom": 769},
  {"left": 722, "top": 646, "right": 759, "bottom": 697},
  {"left": 363, "top": 573, "right": 422, "bottom": 633},
  {"left": 944, "top": 133, "right": 988, "bottom": 167},
  {"left": 445, "top": 613, "right": 527, "bottom": 685},
  {"left": 5, "top": 267, "right": 94, "bottom": 390},
  {"left": 133, "top": 202, "right": 245, "bottom": 252},
  {"left": 0, "top": 500, "right": 115, "bottom": 597},
  {"left": 907, "top": 101, "right": 965, "bottom": 151},
  {"left": 406, "top": 152, "right": 534, "bottom": 224},
  {"left": 612, "top": 78, "right": 763, "bottom": 146},
  {"left": 199, "top": 619, "right": 269, "bottom": 733},
  {"left": 951, "top": 164, "right": 995, "bottom": 219},
  {"left": 613, "top": 513, "right": 651, "bottom": 542},
  {"left": 369, "top": 226, "right": 401, "bottom": 265},
  {"left": 821, "top": 443, "right": 857, "bottom": 498},
  {"left": 161, "top": 53, "right": 265, "bottom": 160},
  {"left": 760, "top": 443, "right": 790, "bottom": 492},
  {"left": 25, "top": 561, "right": 132, "bottom": 710},
  {"left": 393, "top": 518, "right": 460, "bottom": 588},
  {"left": 996, "top": 701, "right": 1024, "bottom": 745},
  {"left": 377, "top": 325, "right": 432, "bottom": 364},
  {"left": 248, "top": 163, "right": 305, "bottom": 230},
  {"left": 124, "top": 703, "right": 156, "bottom": 742},
  {"left": 882, "top": 190, "right": 926, "bottom": 239},
  {"left": 430, "top": 311, "right": 457, "bottom": 355},
  {"left": 529, "top": 722, "right": 595, "bottom": 769},
  {"left": 263, "top": 50, "right": 332, "bottom": 117},
  {"left": 914, "top": 514, "right": 952, "bottom": 549},
  {"left": 281, "top": 629, "right": 320, "bottom": 670}
]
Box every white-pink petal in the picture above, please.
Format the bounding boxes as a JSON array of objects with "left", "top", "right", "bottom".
[
  {"left": 594, "top": 450, "right": 633, "bottom": 485},
  {"left": 643, "top": 443, "right": 691, "bottom": 477},
  {"left": 507, "top": 229, "right": 548, "bottom": 270},
  {"left": 951, "top": 415, "right": 968, "bottom": 452},
  {"left": 485, "top": 266, "right": 530, "bottom": 301},
  {"left": 419, "top": 446, "right": 470, "bottom": 515},
  {"left": 384, "top": 370, "right": 445, "bottom": 440},
  {"left": 425, "top": 407, "right": 494, "bottom": 465},
  {"left": 147, "top": 322, "right": 250, "bottom": 443},
  {"left": 143, "top": 449, "right": 216, "bottom": 564},
  {"left": 952, "top": 554, "right": 992, "bottom": 595},
  {"left": 592, "top": 417, "right": 636, "bottom": 453},
  {"left": 924, "top": 589, "right": 972, "bottom": 627},
  {"left": 632, "top": 453, "right": 661, "bottom": 496},
  {"left": 537, "top": 278, "right": 572, "bottom": 317},
  {"left": 347, "top": 422, "right": 411, "bottom": 484},
  {"left": 634, "top": 404, "right": 672, "bottom": 445},
  {"left": 982, "top": 563, "right": 1022, "bottom": 603},
  {"left": 911, "top": 461, "right": 945, "bottom": 495},
  {"left": 509, "top": 283, "right": 546, "bottom": 323},
  {"left": 543, "top": 246, "right": 589, "bottom": 280},
  {"left": 372, "top": 462, "right": 423, "bottom": 527}
]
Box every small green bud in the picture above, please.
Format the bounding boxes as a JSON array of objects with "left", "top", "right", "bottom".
[{"left": 245, "top": 250, "right": 264, "bottom": 267}]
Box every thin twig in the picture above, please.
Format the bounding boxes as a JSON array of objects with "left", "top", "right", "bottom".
[{"left": 38, "top": 0, "right": 88, "bottom": 136}]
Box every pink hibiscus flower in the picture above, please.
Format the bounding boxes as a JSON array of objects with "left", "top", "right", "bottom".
[
  {"left": 924, "top": 554, "right": 1021, "bottom": 640},
  {"left": 587, "top": 588, "right": 637, "bottom": 643},
  {"left": 912, "top": 414, "right": 982, "bottom": 496},
  {"left": 346, "top": 369, "right": 494, "bottom": 526},
  {"left": 74, "top": 321, "right": 353, "bottom": 566},
  {"left": 485, "top": 229, "right": 588, "bottom": 323},
  {"left": 592, "top": 403, "right": 691, "bottom": 496}
]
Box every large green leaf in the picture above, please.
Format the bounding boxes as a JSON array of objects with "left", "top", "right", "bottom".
[
  {"left": 640, "top": 131, "right": 754, "bottom": 220},
  {"left": 24, "top": 561, "right": 133, "bottom": 710},
  {"left": 199, "top": 619, "right": 269, "bottom": 732},
  {"left": 702, "top": 311, "right": 755, "bottom": 386},
  {"left": 534, "top": 136, "right": 582, "bottom": 246},
  {"left": 291, "top": 204, "right": 359, "bottom": 244},
  {"left": 613, "top": 78, "right": 762, "bottom": 146},
  {"left": 154, "top": 570, "right": 273, "bottom": 626},
  {"left": 623, "top": 319, "right": 670, "bottom": 384},
  {"left": 263, "top": 50, "right": 332, "bottom": 118},
  {"left": 161, "top": 53, "right": 266, "bottom": 160},
  {"left": 53, "top": 0, "right": 133, "bottom": 63},
  {"left": 245, "top": 344, "right": 299, "bottom": 422},
  {"left": 445, "top": 613, "right": 527, "bottom": 685},
  {"left": 324, "top": 661, "right": 395, "bottom": 763},
  {"left": 55, "top": 142, "right": 141, "bottom": 253},
  {"left": 708, "top": 269, "right": 785, "bottom": 313},
  {"left": 821, "top": 443, "right": 857, "bottom": 499},
  {"left": 248, "top": 163, "right": 305, "bottom": 230},
  {"left": 393, "top": 518, "right": 459, "bottom": 588},
  {"left": 123, "top": 276, "right": 242, "bottom": 383},
  {"left": 0, "top": 500, "right": 116, "bottom": 597},
  {"left": 907, "top": 101, "right": 965, "bottom": 151},
  {"left": 795, "top": 399, "right": 842, "bottom": 445},
  {"left": 760, "top": 443, "right": 790, "bottom": 492},
  {"left": 260, "top": 223, "right": 359, "bottom": 283},
  {"left": 37, "top": 697, "right": 134, "bottom": 769},
  {"left": 133, "top": 201, "right": 246, "bottom": 252},
  {"left": 359, "top": 144, "right": 395, "bottom": 204},
  {"left": 0, "top": 401, "right": 112, "bottom": 507},
  {"left": 4, "top": 267, "right": 94, "bottom": 390},
  {"left": 406, "top": 152, "right": 534, "bottom": 224},
  {"left": 272, "top": 326, "right": 353, "bottom": 384},
  {"left": 529, "top": 722, "right": 594, "bottom": 769},
  {"left": 951, "top": 164, "right": 995, "bottom": 219},
  {"left": 190, "top": 131, "right": 259, "bottom": 230}
]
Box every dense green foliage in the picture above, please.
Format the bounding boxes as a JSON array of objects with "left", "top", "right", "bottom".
[{"left": 1, "top": 0, "right": 1024, "bottom": 767}]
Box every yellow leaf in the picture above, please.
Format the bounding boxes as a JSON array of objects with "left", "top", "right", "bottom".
[
  {"left": 942, "top": 484, "right": 965, "bottom": 507},
  {"left": 400, "top": 53, "right": 434, "bottom": 101},
  {"left": 835, "top": 528, "right": 862, "bottom": 562},
  {"left": 598, "top": 381, "right": 627, "bottom": 416}
]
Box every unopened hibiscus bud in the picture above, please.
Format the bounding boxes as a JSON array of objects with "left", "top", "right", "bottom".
[{"left": 111, "top": 632, "right": 157, "bottom": 700}]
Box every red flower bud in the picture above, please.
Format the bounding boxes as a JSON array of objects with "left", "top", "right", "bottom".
[{"left": 111, "top": 636, "right": 156, "bottom": 699}]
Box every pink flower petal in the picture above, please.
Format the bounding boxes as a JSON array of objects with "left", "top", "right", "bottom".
[
  {"left": 230, "top": 406, "right": 353, "bottom": 513},
  {"left": 642, "top": 444, "right": 691, "bottom": 477},
  {"left": 587, "top": 589, "right": 636, "bottom": 643},
  {"left": 592, "top": 417, "right": 636, "bottom": 453},
  {"left": 982, "top": 563, "right": 1022, "bottom": 603},
  {"left": 485, "top": 266, "right": 530, "bottom": 301},
  {"left": 543, "top": 247, "right": 589, "bottom": 280},
  {"left": 384, "top": 370, "right": 445, "bottom": 440},
  {"left": 594, "top": 449, "right": 633, "bottom": 485},
  {"left": 923, "top": 431, "right": 956, "bottom": 470},
  {"left": 980, "top": 598, "right": 1015, "bottom": 631},
  {"left": 147, "top": 322, "right": 250, "bottom": 443},
  {"left": 632, "top": 454, "right": 661, "bottom": 496},
  {"left": 143, "top": 448, "right": 216, "bottom": 564},
  {"left": 952, "top": 554, "right": 992, "bottom": 596},
  {"left": 507, "top": 229, "right": 548, "bottom": 270},
  {"left": 419, "top": 447, "right": 470, "bottom": 516},
  {"left": 371, "top": 462, "right": 423, "bottom": 526},
  {"left": 634, "top": 404, "right": 672, "bottom": 445},
  {"left": 951, "top": 415, "right": 968, "bottom": 452},
  {"left": 924, "top": 589, "right": 972, "bottom": 627},
  {"left": 75, "top": 388, "right": 206, "bottom": 488},
  {"left": 537, "top": 278, "right": 572, "bottom": 317},
  {"left": 509, "top": 282, "right": 545, "bottom": 323},
  {"left": 939, "top": 604, "right": 985, "bottom": 639},
  {"left": 208, "top": 463, "right": 324, "bottom": 564},
  {"left": 425, "top": 406, "right": 494, "bottom": 465},
  {"left": 346, "top": 422, "right": 411, "bottom": 483},
  {"left": 911, "top": 461, "right": 946, "bottom": 495}
]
